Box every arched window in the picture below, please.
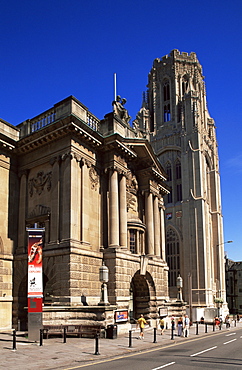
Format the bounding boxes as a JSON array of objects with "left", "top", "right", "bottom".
[
  {"left": 163, "top": 80, "right": 170, "bottom": 101},
  {"left": 166, "top": 228, "right": 180, "bottom": 287}
]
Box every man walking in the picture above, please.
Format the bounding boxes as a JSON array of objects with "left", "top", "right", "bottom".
[
  {"left": 137, "top": 314, "right": 147, "bottom": 339},
  {"left": 183, "top": 315, "right": 190, "bottom": 337}
]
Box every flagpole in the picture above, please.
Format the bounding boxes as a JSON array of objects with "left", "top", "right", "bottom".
[{"left": 114, "top": 73, "right": 117, "bottom": 101}]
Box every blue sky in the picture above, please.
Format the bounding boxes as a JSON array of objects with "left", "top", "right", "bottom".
[{"left": 1, "top": 0, "right": 241, "bottom": 260}]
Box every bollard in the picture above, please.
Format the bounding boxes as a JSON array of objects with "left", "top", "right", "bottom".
[
  {"left": 153, "top": 327, "right": 157, "bottom": 343},
  {"left": 94, "top": 333, "right": 100, "bottom": 355},
  {"left": 219, "top": 323, "right": 222, "bottom": 330},
  {"left": 171, "top": 325, "right": 174, "bottom": 340},
  {"left": 63, "top": 327, "right": 67, "bottom": 343},
  {"left": 40, "top": 329, "right": 43, "bottom": 346},
  {"left": 196, "top": 321, "right": 199, "bottom": 335},
  {"left": 213, "top": 323, "right": 215, "bottom": 331},
  {"left": 234, "top": 320, "right": 236, "bottom": 327},
  {"left": 12, "top": 329, "right": 16, "bottom": 350},
  {"left": 205, "top": 323, "right": 207, "bottom": 333},
  {"left": 129, "top": 330, "right": 132, "bottom": 348}
]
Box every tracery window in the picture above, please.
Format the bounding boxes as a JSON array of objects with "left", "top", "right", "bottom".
[{"left": 166, "top": 228, "right": 180, "bottom": 287}]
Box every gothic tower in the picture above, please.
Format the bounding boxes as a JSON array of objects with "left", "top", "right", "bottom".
[{"left": 137, "top": 50, "right": 226, "bottom": 313}]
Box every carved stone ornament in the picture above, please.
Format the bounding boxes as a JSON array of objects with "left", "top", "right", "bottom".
[
  {"left": 28, "top": 204, "right": 51, "bottom": 218},
  {"left": 126, "top": 170, "right": 138, "bottom": 193},
  {"left": 29, "top": 171, "right": 52, "bottom": 197},
  {"left": 89, "top": 167, "right": 99, "bottom": 190}
]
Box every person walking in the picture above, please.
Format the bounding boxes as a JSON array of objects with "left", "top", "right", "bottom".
[
  {"left": 183, "top": 314, "right": 190, "bottom": 337},
  {"left": 177, "top": 317, "right": 183, "bottom": 336},
  {"left": 137, "top": 314, "right": 147, "bottom": 339},
  {"left": 159, "top": 317, "right": 165, "bottom": 335}
]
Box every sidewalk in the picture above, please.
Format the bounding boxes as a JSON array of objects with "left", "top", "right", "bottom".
[{"left": 0, "top": 321, "right": 240, "bottom": 370}]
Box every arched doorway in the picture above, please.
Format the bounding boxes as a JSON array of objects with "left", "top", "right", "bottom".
[{"left": 130, "top": 271, "right": 157, "bottom": 320}]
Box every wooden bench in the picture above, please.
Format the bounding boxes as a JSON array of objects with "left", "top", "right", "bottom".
[{"left": 43, "top": 324, "right": 102, "bottom": 339}]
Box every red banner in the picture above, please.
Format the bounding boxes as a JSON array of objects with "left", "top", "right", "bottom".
[{"left": 27, "top": 229, "right": 44, "bottom": 303}]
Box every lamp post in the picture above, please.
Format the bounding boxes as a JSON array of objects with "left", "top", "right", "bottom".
[{"left": 98, "top": 262, "right": 109, "bottom": 305}]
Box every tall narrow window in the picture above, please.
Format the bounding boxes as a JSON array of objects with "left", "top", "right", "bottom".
[
  {"left": 176, "top": 161, "right": 181, "bottom": 179},
  {"left": 166, "top": 163, "right": 172, "bottom": 181},
  {"left": 130, "top": 229, "right": 136, "bottom": 254},
  {"left": 177, "top": 184, "right": 182, "bottom": 201},
  {"left": 163, "top": 79, "right": 171, "bottom": 122},
  {"left": 167, "top": 188, "right": 173, "bottom": 203},
  {"left": 166, "top": 228, "right": 180, "bottom": 287},
  {"left": 164, "top": 104, "right": 171, "bottom": 122}
]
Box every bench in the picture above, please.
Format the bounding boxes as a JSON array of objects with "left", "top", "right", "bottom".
[{"left": 43, "top": 324, "right": 102, "bottom": 339}]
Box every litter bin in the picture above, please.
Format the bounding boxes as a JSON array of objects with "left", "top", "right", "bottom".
[{"left": 106, "top": 324, "right": 117, "bottom": 339}]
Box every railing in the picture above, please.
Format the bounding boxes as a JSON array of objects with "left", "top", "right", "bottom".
[
  {"left": 31, "top": 110, "right": 56, "bottom": 133},
  {"left": 18, "top": 96, "right": 100, "bottom": 138},
  {"left": 87, "top": 112, "right": 99, "bottom": 131}
]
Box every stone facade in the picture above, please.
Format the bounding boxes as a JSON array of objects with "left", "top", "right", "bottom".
[
  {"left": 0, "top": 96, "right": 170, "bottom": 330},
  {"left": 0, "top": 119, "right": 19, "bottom": 329}
]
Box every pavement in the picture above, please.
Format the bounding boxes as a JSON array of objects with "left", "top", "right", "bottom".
[{"left": 0, "top": 321, "right": 241, "bottom": 370}]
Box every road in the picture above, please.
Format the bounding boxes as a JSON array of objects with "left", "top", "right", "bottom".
[{"left": 66, "top": 328, "right": 242, "bottom": 370}]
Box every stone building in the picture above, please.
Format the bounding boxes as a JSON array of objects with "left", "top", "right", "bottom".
[
  {"left": 134, "top": 49, "right": 226, "bottom": 317},
  {"left": 0, "top": 95, "right": 170, "bottom": 330},
  {"left": 0, "top": 49, "right": 228, "bottom": 329},
  {"left": 225, "top": 258, "right": 242, "bottom": 315}
]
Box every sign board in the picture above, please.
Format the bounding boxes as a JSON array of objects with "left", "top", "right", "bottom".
[
  {"left": 159, "top": 307, "right": 168, "bottom": 317},
  {"left": 114, "top": 310, "right": 129, "bottom": 323},
  {"left": 27, "top": 229, "right": 44, "bottom": 301}
]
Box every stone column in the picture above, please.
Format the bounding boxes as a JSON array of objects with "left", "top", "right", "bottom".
[
  {"left": 50, "top": 157, "right": 60, "bottom": 243},
  {"left": 70, "top": 156, "right": 81, "bottom": 241},
  {"left": 18, "top": 171, "right": 28, "bottom": 250},
  {"left": 160, "top": 200, "right": 166, "bottom": 260},
  {"left": 109, "top": 169, "right": 119, "bottom": 247},
  {"left": 136, "top": 230, "right": 140, "bottom": 254},
  {"left": 60, "top": 153, "right": 71, "bottom": 240},
  {"left": 145, "top": 191, "right": 154, "bottom": 255},
  {"left": 119, "top": 174, "right": 127, "bottom": 248},
  {"left": 80, "top": 160, "right": 90, "bottom": 245},
  {"left": 154, "top": 195, "right": 161, "bottom": 257}
]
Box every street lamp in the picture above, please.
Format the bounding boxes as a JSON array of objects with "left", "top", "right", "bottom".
[{"left": 98, "top": 261, "right": 110, "bottom": 305}]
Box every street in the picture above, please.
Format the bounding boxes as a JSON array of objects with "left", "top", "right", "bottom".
[{"left": 68, "top": 328, "right": 242, "bottom": 370}]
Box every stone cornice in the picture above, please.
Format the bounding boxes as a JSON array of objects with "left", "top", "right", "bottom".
[{"left": 16, "top": 115, "right": 102, "bottom": 154}]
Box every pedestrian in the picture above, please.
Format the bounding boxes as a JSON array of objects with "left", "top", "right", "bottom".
[
  {"left": 171, "top": 315, "right": 175, "bottom": 331},
  {"left": 214, "top": 316, "right": 220, "bottom": 329},
  {"left": 137, "top": 314, "right": 147, "bottom": 339},
  {"left": 159, "top": 316, "right": 165, "bottom": 335},
  {"left": 225, "top": 315, "right": 230, "bottom": 328},
  {"left": 183, "top": 314, "right": 190, "bottom": 337},
  {"left": 177, "top": 317, "right": 183, "bottom": 336}
]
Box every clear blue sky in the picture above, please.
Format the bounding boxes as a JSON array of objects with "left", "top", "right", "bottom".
[{"left": 1, "top": 0, "right": 241, "bottom": 260}]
